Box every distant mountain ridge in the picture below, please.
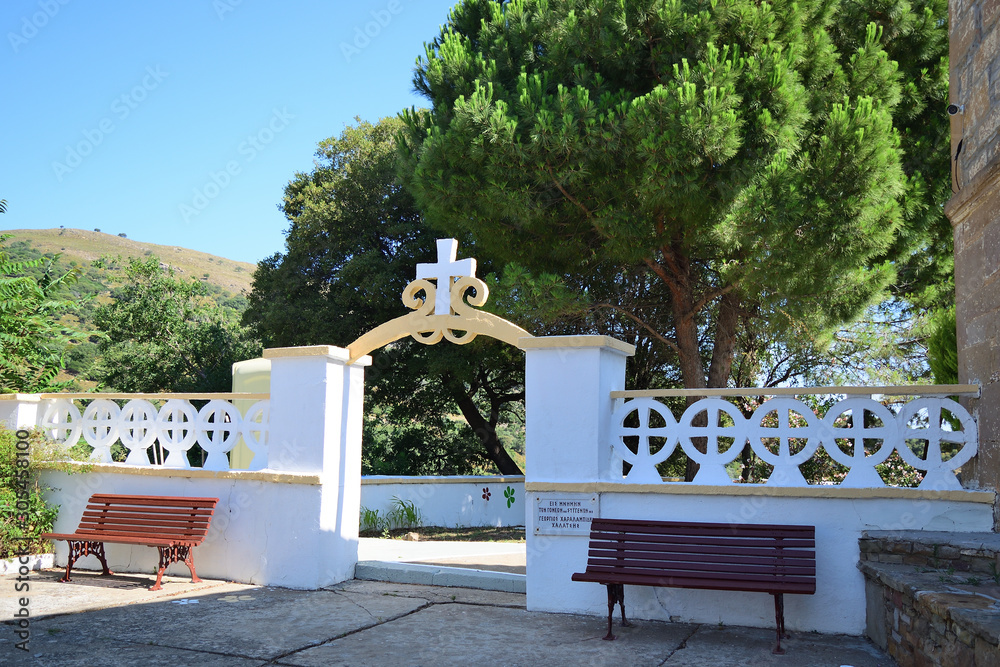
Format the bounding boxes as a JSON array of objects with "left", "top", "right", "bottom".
[{"left": 0, "top": 227, "right": 256, "bottom": 296}]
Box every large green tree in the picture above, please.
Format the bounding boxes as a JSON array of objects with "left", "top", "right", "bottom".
[
  {"left": 244, "top": 117, "right": 526, "bottom": 475},
  {"left": 92, "top": 256, "right": 260, "bottom": 393},
  {"left": 400, "top": 0, "right": 950, "bottom": 392}
]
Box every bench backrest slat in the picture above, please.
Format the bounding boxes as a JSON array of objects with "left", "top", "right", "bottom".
[
  {"left": 589, "top": 517, "right": 814, "bottom": 538},
  {"left": 587, "top": 550, "right": 816, "bottom": 573},
  {"left": 588, "top": 533, "right": 815, "bottom": 550},
  {"left": 590, "top": 535, "right": 815, "bottom": 558},
  {"left": 75, "top": 494, "right": 218, "bottom": 547}
]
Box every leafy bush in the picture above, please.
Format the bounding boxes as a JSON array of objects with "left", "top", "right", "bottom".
[{"left": 0, "top": 427, "right": 60, "bottom": 559}]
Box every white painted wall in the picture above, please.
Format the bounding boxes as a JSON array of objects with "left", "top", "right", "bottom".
[
  {"left": 361, "top": 476, "right": 525, "bottom": 528},
  {"left": 525, "top": 489, "right": 995, "bottom": 635}
]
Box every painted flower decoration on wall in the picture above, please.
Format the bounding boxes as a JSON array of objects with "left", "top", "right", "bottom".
[
  {"left": 503, "top": 486, "right": 516, "bottom": 508},
  {"left": 482, "top": 487, "right": 490, "bottom": 501}
]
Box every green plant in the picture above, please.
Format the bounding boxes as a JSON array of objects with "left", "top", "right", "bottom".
[
  {"left": 360, "top": 506, "right": 390, "bottom": 534},
  {"left": 0, "top": 427, "right": 60, "bottom": 558},
  {"left": 990, "top": 562, "right": 1000, "bottom": 585},
  {"left": 965, "top": 577, "right": 981, "bottom": 586},
  {"left": 388, "top": 496, "right": 423, "bottom": 530}
]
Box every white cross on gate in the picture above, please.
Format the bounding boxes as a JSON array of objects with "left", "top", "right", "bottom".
[{"left": 416, "top": 239, "right": 477, "bottom": 315}]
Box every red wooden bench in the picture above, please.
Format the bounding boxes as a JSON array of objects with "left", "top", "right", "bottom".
[
  {"left": 42, "top": 494, "right": 219, "bottom": 591},
  {"left": 571, "top": 518, "right": 816, "bottom": 653}
]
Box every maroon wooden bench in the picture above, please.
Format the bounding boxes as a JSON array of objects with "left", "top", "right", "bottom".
[
  {"left": 571, "top": 518, "right": 816, "bottom": 653},
  {"left": 42, "top": 494, "right": 219, "bottom": 591}
]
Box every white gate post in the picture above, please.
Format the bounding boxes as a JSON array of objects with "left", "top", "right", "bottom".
[
  {"left": 520, "top": 335, "right": 634, "bottom": 611},
  {"left": 261, "top": 345, "right": 371, "bottom": 588}
]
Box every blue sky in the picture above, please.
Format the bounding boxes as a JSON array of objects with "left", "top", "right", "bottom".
[{"left": 2, "top": 0, "right": 458, "bottom": 264}]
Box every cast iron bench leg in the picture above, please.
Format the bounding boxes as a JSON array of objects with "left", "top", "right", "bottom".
[
  {"left": 61, "top": 540, "right": 113, "bottom": 582},
  {"left": 772, "top": 593, "right": 788, "bottom": 655},
  {"left": 603, "top": 584, "right": 632, "bottom": 640},
  {"left": 152, "top": 546, "right": 199, "bottom": 591}
]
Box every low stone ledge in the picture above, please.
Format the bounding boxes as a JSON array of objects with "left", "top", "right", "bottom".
[
  {"left": 861, "top": 530, "right": 1000, "bottom": 575},
  {"left": 860, "top": 559, "right": 1000, "bottom": 665}
]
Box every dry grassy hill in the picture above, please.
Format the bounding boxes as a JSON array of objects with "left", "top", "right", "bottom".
[{"left": 0, "top": 228, "right": 256, "bottom": 295}]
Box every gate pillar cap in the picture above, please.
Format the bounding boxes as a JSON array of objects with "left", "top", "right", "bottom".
[{"left": 263, "top": 345, "right": 371, "bottom": 366}]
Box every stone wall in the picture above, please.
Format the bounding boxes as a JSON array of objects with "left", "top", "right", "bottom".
[
  {"left": 860, "top": 531, "right": 1000, "bottom": 666},
  {"left": 947, "top": 0, "right": 1000, "bottom": 509}
]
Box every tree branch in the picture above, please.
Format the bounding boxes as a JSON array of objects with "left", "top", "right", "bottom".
[{"left": 591, "top": 302, "right": 681, "bottom": 355}]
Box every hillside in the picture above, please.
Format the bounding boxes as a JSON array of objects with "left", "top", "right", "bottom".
[{"left": 0, "top": 228, "right": 256, "bottom": 295}]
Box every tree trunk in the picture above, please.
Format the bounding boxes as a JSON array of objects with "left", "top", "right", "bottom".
[{"left": 451, "top": 389, "right": 524, "bottom": 476}]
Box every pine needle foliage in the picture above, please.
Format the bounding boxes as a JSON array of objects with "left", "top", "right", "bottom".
[{"left": 400, "top": 0, "right": 949, "bottom": 390}]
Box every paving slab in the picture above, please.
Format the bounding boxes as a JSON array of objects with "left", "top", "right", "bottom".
[
  {"left": 662, "top": 625, "right": 895, "bottom": 666},
  {"left": 0, "top": 568, "right": 245, "bottom": 620},
  {"left": 284, "top": 602, "right": 697, "bottom": 667},
  {"left": 2, "top": 578, "right": 427, "bottom": 665}
]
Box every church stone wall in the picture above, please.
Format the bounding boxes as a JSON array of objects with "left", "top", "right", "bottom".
[{"left": 947, "top": 0, "right": 1000, "bottom": 511}]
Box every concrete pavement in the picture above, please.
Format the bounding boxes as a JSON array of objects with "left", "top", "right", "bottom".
[{"left": 1, "top": 541, "right": 895, "bottom": 666}]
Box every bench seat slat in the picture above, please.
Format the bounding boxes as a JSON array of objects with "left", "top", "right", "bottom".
[
  {"left": 43, "top": 533, "right": 199, "bottom": 547},
  {"left": 579, "top": 562, "right": 817, "bottom": 585},
  {"left": 76, "top": 526, "right": 207, "bottom": 539},
  {"left": 572, "top": 570, "right": 816, "bottom": 594}
]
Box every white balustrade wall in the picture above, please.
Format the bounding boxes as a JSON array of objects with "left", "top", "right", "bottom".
[
  {"left": 36, "top": 395, "right": 270, "bottom": 471},
  {"left": 610, "top": 393, "right": 978, "bottom": 489},
  {"left": 1, "top": 345, "right": 368, "bottom": 590}
]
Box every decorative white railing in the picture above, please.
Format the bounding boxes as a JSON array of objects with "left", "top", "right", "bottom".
[
  {"left": 37, "top": 393, "right": 270, "bottom": 471},
  {"left": 609, "top": 385, "right": 980, "bottom": 490}
]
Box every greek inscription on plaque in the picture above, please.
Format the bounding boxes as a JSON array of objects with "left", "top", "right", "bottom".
[{"left": 533, "top": 495, "right": 598, "bottom": 535}]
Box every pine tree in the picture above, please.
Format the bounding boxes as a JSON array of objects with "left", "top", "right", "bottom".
[{"left": 400, "top": 0, "right": 949, "bottom": 391}]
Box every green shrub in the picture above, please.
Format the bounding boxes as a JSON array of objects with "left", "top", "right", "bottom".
[{"left": 0, "top": 427, "right": 60, "bottom": 559}]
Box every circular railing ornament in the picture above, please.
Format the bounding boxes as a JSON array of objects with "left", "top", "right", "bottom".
[
  {"left": 39, "top": 399, "right": 82, "bottom": 449},
  {"left": 611, "top": 398, "right": 678, "bottom": 483},
  {"left": 749, "top": 398, "right": 821, "bottom": 486},
  {"left": 157, "top": 399, "right": 199, "bottom": 468},
  {"left": 196, "top": 400, "right": 242, "bottom": 471},
  {"left": 119, "top": 399, "right": 159, "bottom": 465},
  {"left": 677, "top": 399, "right": 747, "bottom": 485},
  {"left": 896, "top": 398, "right": 977, "bottom": 490},
  {"left": 81, "top": 399, "right": 121, "bottom": 463},
  {"left": 821, "top": 398, "right": 899, "bottom": 488}
]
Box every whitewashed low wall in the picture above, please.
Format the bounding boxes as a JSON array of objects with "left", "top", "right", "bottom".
[
  {"left": 40, "top": 465, "right": 356, "bottom": 590},
  {"left": 361, "top": 476, "right": 525, "bottom": 528},
  {"left": 525, "top": 484, "right": 995, "bottom": 635}
]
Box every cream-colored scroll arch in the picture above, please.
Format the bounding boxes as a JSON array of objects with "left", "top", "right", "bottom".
[{"left": 346, "top": 276, "right": 533, "bottom": 364}]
